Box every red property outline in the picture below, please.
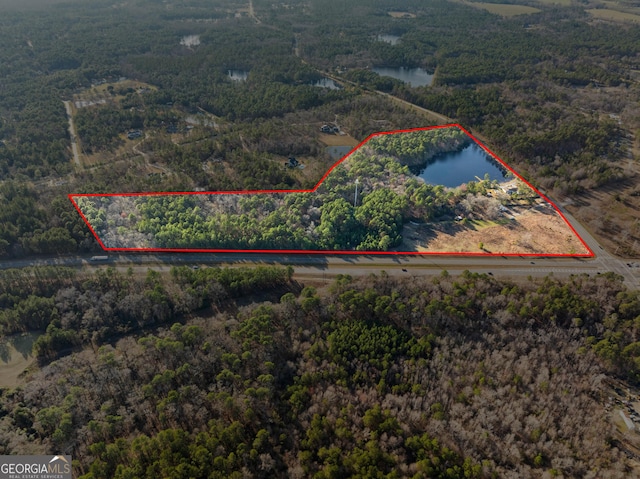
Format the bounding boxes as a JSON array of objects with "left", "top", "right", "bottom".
[{"left": 68, "top": 124, "right": 594, "bottom": 257}]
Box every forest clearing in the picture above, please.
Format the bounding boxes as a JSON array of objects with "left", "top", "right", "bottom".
[
  {"left": 398, "top": 206, "right": 588, "bottom": 254},
  {"left": 456, "top": 1, "right": 541, "bottom": 17}
]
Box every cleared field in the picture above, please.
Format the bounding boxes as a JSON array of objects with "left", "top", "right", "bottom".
[
  {"left": 537, "top": 0, "right": 571, "bottom": 5},
  {"left": 466, "top": 2, "right": 542, "bottom": 16},
  {"left": 387, "top": 11, "right": 417, "bottom": 18},
  {"left": 587, "top": 8, "right": 640, "bottom": 22},
  {"left": 601, "top": 0, "right": 640, "bottom": 14},
  {"left": 318, "top": 133, "right": 360, "bottom": 147},
  {"left": 74, "top": 80, "right": 157, "bottom": 107},
  {"left": 399, "top": 207, "right": 588, "bottom": 255}
]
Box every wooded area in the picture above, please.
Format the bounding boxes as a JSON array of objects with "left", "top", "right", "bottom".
[
  {"left": 0, "top": 0, "right": 639, "bottom": 475},
  {"left": 0, "top": 0, "right": 637, "bottom": 257},
  {"left": 76, "top": 128, "right": 474, "bottom": 251},
  {"left": 0, "top": 266, "right": 639, "bottom": 477}
]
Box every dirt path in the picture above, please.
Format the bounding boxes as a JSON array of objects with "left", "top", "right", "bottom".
[
  {"left": 293, "top": 34, "right": 300, "bottom": 57},
  {"left": 291, "top": 10, "right": 452, "bottom": 127},
  {"left": 132, "top": 139, "right": 170, "bottom": 175},
  {"left": 318, "top": 71, "right": 453, "bottom": 126},
  {"left": 63, "top": 100, "right": 82, "bottom": 169},
  {"left": 248, "top": 0, "right": 261, "bottom": 23}
]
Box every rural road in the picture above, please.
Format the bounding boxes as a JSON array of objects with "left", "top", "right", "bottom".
[
  {"left": 248, "top": 0, "right": 261, "bottom": 23},
  {"left": 63, "top": 100, "right": 82, "bottom": 168},
  {"left": 0, "top": 245, "right": 636, "bottom": 289},
  {"left": 375, "top": 90, "right": 452, "bottom": 125},
  {"left": 554, "top": 206, "right": 640, "bottom": 289}
]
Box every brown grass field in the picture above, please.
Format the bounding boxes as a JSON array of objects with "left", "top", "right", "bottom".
[
  {"left": 397, "top": 205, "right": 589, "bottom": 255},
  {"left": 0, "top": 333, "right": 39, "bottom": 388},
  {"left": 536, "top": 0, "right": 572, "bottom": 5},
  {"left": 387, "top": 11, "right": 417, "bottom": 18},
  {"left": 465, "top": 2, "right": 541, "bottom": 16},
  {"left": 587, "top": 8, "right": 640, "bottom": 22},
  {"left": 318, "top": 133, "right": 360, "bottom": 147}
]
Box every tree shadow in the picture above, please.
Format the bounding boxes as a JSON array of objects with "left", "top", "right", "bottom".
[
  {"left": 0, "top": 332, "right": 38, "bottom": 364},
  {"left": 0, "top": 340, "right": 11, "bottom": 363},
  {"left": 7, "top": 332, "right": 39, "bottom": 360}
]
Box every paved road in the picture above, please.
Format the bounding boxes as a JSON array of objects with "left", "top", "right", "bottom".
[
  {"left": 554, "top": 205, "right": 640, "bottom": 289},
  {"left": 0, "top": 248, "right": 634, "bottom": 289}
]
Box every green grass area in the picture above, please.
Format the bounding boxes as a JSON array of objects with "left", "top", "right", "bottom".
[{"left": 469, "top": 219, "right": 500, "bottom": 229}]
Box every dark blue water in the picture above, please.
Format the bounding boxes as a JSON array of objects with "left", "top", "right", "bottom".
[
  {"left": 228, "top": 70, "right": 248, "bottom": 81},
  {"left": 413, "top": 143, "right": 507, "bottom": 187},
  {"left": 372, "top": 67, "right": 434, "bottom": 87},
  {"left": 377, "top": 34, "right": 401, "bottom": 45},
  {"left": 312, "top": 78, "right": 341, "bottom": 90}
]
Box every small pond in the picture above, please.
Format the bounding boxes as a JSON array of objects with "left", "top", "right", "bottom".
[
  {"left": 228, "top": 70, "right": 249, "bottom": 81},
  {"left": 312, "top": 77, "right": 341, "bottom": 90},
  {"left": 372, "top": 66, "right": 434, "bottom": 87},
  {"left": 180, "top": 35, "right": 200, "bottom": 47},
  {"left": 377, "top": 34, "right": 401, "bottom": 45},
  {"left": 412, "top": 143, "right": 508, "bottom": 187}
]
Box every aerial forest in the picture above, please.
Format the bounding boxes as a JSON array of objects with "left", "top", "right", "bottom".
[
  {"left": 0, "top": 266, "right": 640, "bottom": 477},
  {"left": 0, "top": 0, "right": 639, "bottom": 477},
  {"left": 0, "top": 0, "right": 637, "bottom": 256}
]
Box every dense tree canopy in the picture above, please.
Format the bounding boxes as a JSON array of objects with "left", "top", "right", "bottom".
[
  {"left": 0, "top": 267, "right": 638, "bottom": 477},
  {"left": 0, "top": 1, "right": 638, "bottom": 476}
]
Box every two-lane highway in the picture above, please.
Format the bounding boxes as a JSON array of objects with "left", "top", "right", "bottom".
[{"left": 0, "top": 249, "right": 632, "bottom": 288}]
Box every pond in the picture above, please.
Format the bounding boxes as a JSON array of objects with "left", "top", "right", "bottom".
[
  {"left": 412, "top": 143, "right": 508, "bottom": 187},
  {"left": 312, "top": 77, "right": 341, "bottom": 90},
  {"left": 372, "top": 66, "right": 434, "bottom": 87},
  {"left": 185, "top": 115, "right": 216, "bottom": 128},
  {"left": 180, "top": 35, "right": 200, "bottom": 47},
  {"left": 377, "top": 34, "right": 401, "bottom": 45},
  {"left": 228, "top": 70, "right": 249, "bottom": 81},
  {"left": 325, "top": 145, "right": 353, "bottom": 160}
]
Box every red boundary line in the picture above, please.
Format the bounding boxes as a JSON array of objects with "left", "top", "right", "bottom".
[{"left": 68, "top": 124, "right": 594, "bottom": 257}]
